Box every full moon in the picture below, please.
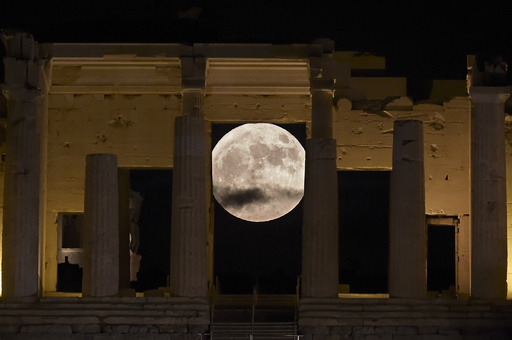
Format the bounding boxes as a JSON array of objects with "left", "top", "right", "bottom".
[{"left": 212, "top": 123, "right": 305, "bottom": 222}]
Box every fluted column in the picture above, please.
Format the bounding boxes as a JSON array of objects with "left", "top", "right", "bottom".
[
  {"left": 1, "top": 88, "right": 42, "bottom": 297},
  {"left": 389, "top": 119, "right": 426, "bottom": 298},
  {"left": 170, "top": 89, "right": 207, "bottom": 297},
  {"left": 82, "top": 154, "right": 119, "bottom": 297},
  {"left": 470, "top": 87, "right": 510, "bottom": 299},
  {"left": 302, "top": 82, "right": 339, "bottom": 298},
  {"left": 118, "top": 169, "right": 131, "bottom": 290}
]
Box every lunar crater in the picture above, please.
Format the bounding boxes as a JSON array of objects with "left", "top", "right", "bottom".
[{"left": 212, "top": 123, "right": 305, "bottom": 222}]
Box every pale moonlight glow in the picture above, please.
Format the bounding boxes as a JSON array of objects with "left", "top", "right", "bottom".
[{"left": 212, "top": 123, "right": 305, "bottom": 222}]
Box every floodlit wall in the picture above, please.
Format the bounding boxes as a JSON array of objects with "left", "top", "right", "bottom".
[
  {"left": 44, "top": 93, "right": 180, "bottom": 292},
  {"left": 334, "top": 98, "right": 470, "bottom": 216},
  {"left": 42, "top": 63, "right": 475, "bottom": 294}
]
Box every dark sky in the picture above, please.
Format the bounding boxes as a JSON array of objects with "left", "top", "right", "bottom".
[{"left": 2, "top": 1, "right": 512, "bottom": 79}]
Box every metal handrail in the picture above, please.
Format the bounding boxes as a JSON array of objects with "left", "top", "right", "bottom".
[{"left": 202, "top": 277, "right": 303, "bottom": 339}]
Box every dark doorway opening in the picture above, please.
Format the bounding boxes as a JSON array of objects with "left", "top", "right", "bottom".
[
  {"left": 427, "top": 224, "right": 455, "bottom": 292},
  {"left": 56, "top": 213, "right": 84, "bottom": 292},
  {"left": 338, "top": 170, "right": 390, "bottom": 293},
  {"left": 212, "top": 122, "right": 306, "bottom": 295},
  {"left": 129, "top": 169, "right": 173, "bottom": 292}
]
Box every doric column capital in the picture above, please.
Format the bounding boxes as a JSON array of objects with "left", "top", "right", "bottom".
[
  {"left": 180, "top": 56, "right": 206, "bottom": 91},
  {"left": 309, "top": 78, "right": 335, "bottom": 93},
  {"left": 182, "top": 78, "right": 206, "bottom": 90},
  {"left": 181, "top": 88, "right": 204, "bottom": 117},
  {"left": 180, "top": 55, "right": 205, "bottom": 117},
  {"left": 469, "top": 86, "right": 510, "bottom": 104},
  {"left": 310, "top": 78, "right": 335, "bottom": 139},
  {"left": 2, "top": 86, "right": 43, "bottom": 102}
]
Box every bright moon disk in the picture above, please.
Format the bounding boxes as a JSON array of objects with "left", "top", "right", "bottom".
[{"left": 212, "top": 123, "right": 305, "bottom": 222}]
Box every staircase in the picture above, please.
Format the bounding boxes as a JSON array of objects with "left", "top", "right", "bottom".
[
  {"left": 207, "top": 295, "right": 300, "bottom": 339},
  {"left": 210, "top": 321, "right": 298, "bottom": 339}
]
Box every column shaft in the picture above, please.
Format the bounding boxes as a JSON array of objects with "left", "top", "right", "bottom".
[
  {"left": 1, "top": 89, "right": 42, "bottom": 297},
  {"left": 118, "top": 169, "right": 131, "bottom": 290},
  {"left": 82, "top": 154, "right": 119, "bottom": 297},
  {"left": 470, "top": 88, "right": 509, "bottom": 299},
  {"left": 170, "top": 115, "right": 207, "bottom": 297},
  {"left": 302, "top": 138, "right": 339, "bottom": 297},
  {"left": 311, "top": 90, "right": 333, "bottom": 138},
  {"left": 389, "top": 119, "right": 426, "bottom": 298}
]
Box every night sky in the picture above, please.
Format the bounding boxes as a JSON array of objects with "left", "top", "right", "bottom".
[{"left": 2, "top": 1, "right": 512, "bottom": 80}]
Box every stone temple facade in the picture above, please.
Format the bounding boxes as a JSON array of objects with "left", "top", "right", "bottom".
[{"left": 0, "top": 32, "right": 511, "bottom": 339}]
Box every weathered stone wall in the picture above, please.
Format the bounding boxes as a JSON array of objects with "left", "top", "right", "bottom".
[
  {"left": 42, "top": 92, "right": 474, "bottom": 294},
  {"left": 0, "top": 297, "right": 209, "bottom": 339},
  {"left": 299, "top": 298, "right": 512, "bottom": 339},
  {"left": 334, "top": 96, "right": 470, "bottom": 216},
  {"left": 44, "top": 93, "right": 180, "bottom": 292}
]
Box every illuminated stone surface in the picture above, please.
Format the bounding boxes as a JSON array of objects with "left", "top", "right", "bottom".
[
  {"left": 389, "top": 119, "right": 426, "bottom": 298},
  {"left": 83, "top": 154, "right": 119, "bottom": 297},
  {"left": 470, "top": 87, "right": 510, "bottom": 299},
  {"left": 170, "top": 89, "right": 208, "bottom": 298},
  {"left": 302, "top": 82, "right": 339, "bottom": 298},
  {"left": 1, "top": 33, "right": 44, "bottom": 297},
  {"left": 1, "top": 88, "right": 42, "bottom": 297}
]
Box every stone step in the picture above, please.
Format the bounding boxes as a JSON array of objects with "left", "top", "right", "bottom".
[
  {"left": 213, "top": 306, "right": 296, "bottom": 323},
  {"left": 215, "top": 294, "right": 298, "bottom": 307},
  {"left": 210, "top": 322, "right": 298, "bottom": 339}
]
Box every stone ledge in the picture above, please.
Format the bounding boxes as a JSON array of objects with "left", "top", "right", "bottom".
[
  {"left": 298, "top": 298, "right": 512, "bottom": 338},
  {"left": 0, "top": 297, "right": 210, "bottom": 336}
]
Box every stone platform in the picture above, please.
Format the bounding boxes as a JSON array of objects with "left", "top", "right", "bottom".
[
  {"left": 0, "top": 296, "right": 209, "bottom": 339},
  {"left": 1, "top": 296, "right": 512, "bottom": 339},
  {"left": 299, "top": 297, "right": 512, "bottom": 339}
]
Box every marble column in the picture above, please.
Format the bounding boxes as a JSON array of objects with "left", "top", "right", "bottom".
[
  {"left": 470, "top": 87, "right": 510, "bottom": 299},
  {"left": 1, "top": 88, "right": 42, "bottom": 297},
  {"left": 170, "top": 89, "right": 207, "bottom": 298},
  {"left": 302, "top": 83, "right": 339, "bottom": 298},
  {"left": 118, "top": 169, "right": 131, "bottom": 290},
  {"left": 82, "top": 154, "right": 119, "bottom": 297},
  {"left": 388, "top": 119, "right": 426, "bottom": 299}
]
